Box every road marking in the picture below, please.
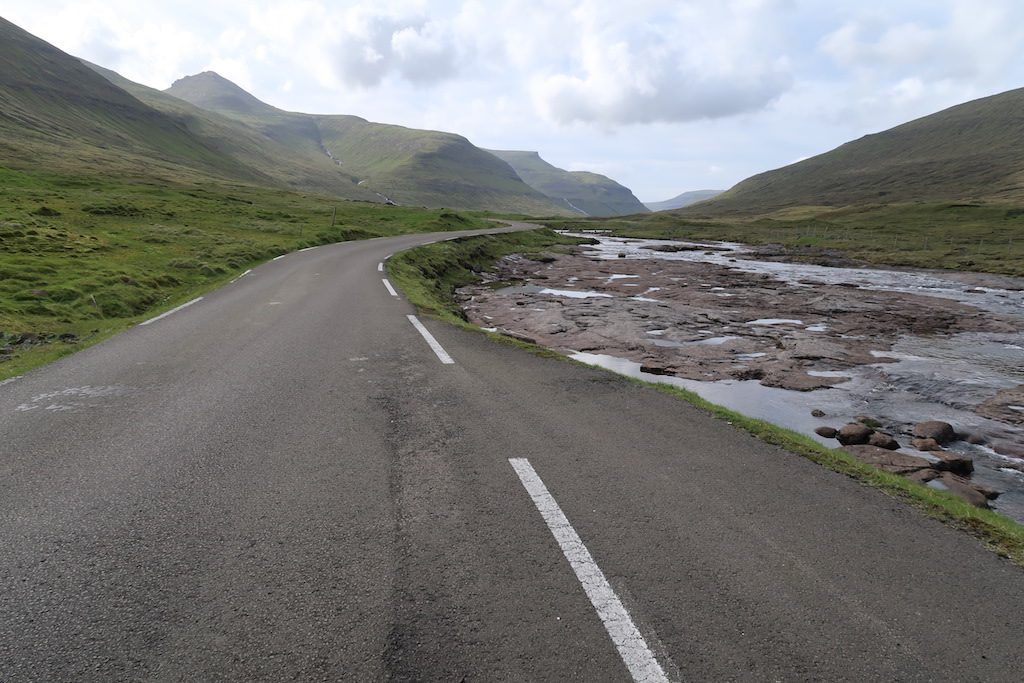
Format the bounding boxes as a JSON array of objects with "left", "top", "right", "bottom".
[
  {"left": 508, "top": 458, "right": 670, "bottom": 683},
  {"left": 272, "top": 254, "right": 285, "bottom": 261},
  {"left": 407, "top": 315, "right": 455, "bottom": 364},
  {"left": 382, "top": 279, "right": 399, "bottom": 297},
  {"left": 298, "top": 246, "right": 316, "bottom": 252},
  {"left": 230, "top": 268, "right": 253, "bottom": 284},
  {"left": 0, "top": 375, "right": 23, "bottom": 388},
  {"left": 139, "top": 297, "right": 203, "bottom": 326},
  {"left": 378, "top": 262, "right": 384, "bottom": 271}
]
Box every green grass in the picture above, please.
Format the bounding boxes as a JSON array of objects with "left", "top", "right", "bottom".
[
  {"left": 0, "top": 166, "right": 488, "bottom": 380},
  {"left": 546, "top": 201, "right": 1024, "bottom": 277},
  {"left": 389, "top": 230, "right": 1024, "bottom": 565}
]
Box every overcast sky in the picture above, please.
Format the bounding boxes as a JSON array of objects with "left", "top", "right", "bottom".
[{"left": 4, "top": 0, "right": 1024, "bottom": 201}]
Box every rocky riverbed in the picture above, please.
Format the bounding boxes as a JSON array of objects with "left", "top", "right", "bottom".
[{"left": 456, "top": 234, "right": 1024, "bottom": 520}]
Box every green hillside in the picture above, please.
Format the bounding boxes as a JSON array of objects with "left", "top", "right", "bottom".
[
  {"left": 692, "top": 87, "right": 1024, "bottom": 215},
  {"left": 486, "top": 149, "right": 648, "bottom": 216},
  {"left": 166, "top": 72, "right": 568, "bottom": 215},
  {"left": 0, "top": 17, "right": 259, "bottom": 184},
  {"left": 644, "top": 189, "right": 722, "bottom": 212}
]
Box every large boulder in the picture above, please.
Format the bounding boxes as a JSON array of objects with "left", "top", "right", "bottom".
[
  {"left": 843, "top": 445, "right": 934, "bottom": 475},
  {"left": 868, "top": 432, "right": 900, "bottom": 450},
  {"left": 837, "top": 423, "right": 874, "bottom": 445},
  {"left": 928, "top": 450, "right": 974, "bottom": 475},
  {"left": 815, "top": 426, "right": 838, "bottom": 439},
  {"left": 912, "top": 421, "right": 957, "bottom": 444}
]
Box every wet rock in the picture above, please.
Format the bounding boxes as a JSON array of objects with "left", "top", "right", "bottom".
[
  {"left": 964, "top": 433, "right": 987, "bottom": 445},
  {"left": 928, "top": 450, "right": 974, "bottom": 475},
  {"left": 837, "top": 423, "right": 874, "bottom": 445},
  {"left": 649, "top": 244, "right": 703, "bottom": 253},
  {"left": 868, "top": 432, "right": 900, "bottom": 450},
  {"left": 815, "top": 426, "right": 838, "bottom": 439},
  {"left": 912, "top": 421, "right": 957, "bottom": 444},
  {"left": 906, "top": 469, "right": 940, "bottom": 484},
  {"left": 843, "top": 445, "right": 934, "bottom": 475},
  {"left": 977, "top": 385, "right": 1024, "bottom": 427},
  {"left": 811, "top": 409, "right": 826, "bottom": 418},
  {"left": 991, "top": 441, "right": 1024, "bottom": 459},
  {"left": 931, "top": 473, "right": 998, "bottom": 508},
  {"left": 912, "top": 438, "right": 944, "bottom": 452},
  {"left": 856, "top": 416, "right": 882, "bottom": 429},
  {"left": 640, "top": 364, "right": 672, "bottom": 376}
]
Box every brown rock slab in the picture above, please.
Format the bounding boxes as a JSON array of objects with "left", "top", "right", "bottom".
[
  {"left": 843, "top": 445, "right": 934, "bottom": 475},
  {"left": 933, "top": 473, "right": 998, "bottom": 509},
  {"left": 913, "top": 421, "right": 957, "bottom": 444},
  {"left": 912, "top": 438, "right": 943, "bottom": 452}
]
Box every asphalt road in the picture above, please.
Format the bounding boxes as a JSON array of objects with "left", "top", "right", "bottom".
[{"left": 1, "top": 224, "right": 1022, "bottom": 681}]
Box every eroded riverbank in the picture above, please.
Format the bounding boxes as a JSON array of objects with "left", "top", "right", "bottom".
[{"left": 456, "top": 234, "right": 1024, "bottom": 521}]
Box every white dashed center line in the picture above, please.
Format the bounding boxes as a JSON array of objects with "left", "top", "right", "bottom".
[
  {"left": 139, "top": 297, "right": 204, "bottom": 326},
  {"left": 509, "top": 458, "right": 671, "bottom": 683},
  {"left": 378, "top": 262, "right": 384, "bottom": 272},
  {"left": 407, "top": 315, "right": 454, "bottom": 364},
  {"left": 382, "top": 279, "right": 399, "bottom": 297}
]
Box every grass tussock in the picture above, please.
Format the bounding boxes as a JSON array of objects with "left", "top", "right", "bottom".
[{"left": 390, "top": 230, "right": 1024, "bottom": 566}]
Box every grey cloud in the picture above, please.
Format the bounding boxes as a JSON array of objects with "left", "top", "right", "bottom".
[{"left": 333, "top": 16, "right": 458, "bottom": 87}]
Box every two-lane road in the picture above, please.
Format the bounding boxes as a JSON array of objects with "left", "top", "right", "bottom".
[{"left": 1, "top": 225, "right": 1021, "bottom": 681}]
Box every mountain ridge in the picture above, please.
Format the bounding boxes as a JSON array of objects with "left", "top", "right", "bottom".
[
  {"left": 486, "top": 149, "right": 647, "bottom": 217},
  {"left": 684, "top": 87, "right": 1024, "bottom": 215}
]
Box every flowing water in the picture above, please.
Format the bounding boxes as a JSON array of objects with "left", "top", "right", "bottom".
[{"left": 563, "top": 233, "right": 1024, "bottom": 521}]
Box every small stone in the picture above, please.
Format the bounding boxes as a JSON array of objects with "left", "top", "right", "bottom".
[
  {"left": 912, "top": 438, "right": 943, "bottom": 452},
  {"left": 811, "top": 409, "right": 826, "bottom": 418},
  {"left": 815, "top": 426, "right": 838, "bottom": 439},
  {"left": 868, "top": 432, "right": 900, "bottom": 450}
]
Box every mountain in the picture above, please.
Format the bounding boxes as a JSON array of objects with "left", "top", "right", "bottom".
[
  {"left": 644, "top": 190, "right": 722, "bottom": 212},
  {"left": 688, "top": 88, "right": 1024, "bottom": 215},
  {"left": 0, "top": 17, "right": 261, "bottom": 183},
  {"left": 485, "top": 150, "right": 648, "bottom": 217},
  {"left": 166, "top": 72, "right": 568, "bottom": 215},
  {"left": 83, "top": 63, "right": 380, "bottom": 201}
]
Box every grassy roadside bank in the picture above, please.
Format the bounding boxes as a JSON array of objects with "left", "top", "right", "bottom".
[
  {"left": 545, "top": 202, "right": 1024, "bottom": 277},
  {"left": 0, "top": 167, "right": 489, "bottom": 381},
  {"left": 390, "top": 230, "right": 1024, "bottom": 565}
]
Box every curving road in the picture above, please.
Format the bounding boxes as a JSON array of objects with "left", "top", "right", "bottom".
[{"left": 1, "top": 224, "right": 1022, "bottom": 681}]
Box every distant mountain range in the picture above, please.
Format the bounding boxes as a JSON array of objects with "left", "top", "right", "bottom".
[
  {"left": 687, "top": 87, "right": 1024, "bottom": 215},
  {"left": 3, "top": 17, "right": 639, "bottom": 216},
  {"left": 485, "top": 150, "right": 648, "bottom": 217},
  {"left": 644, "top": 190, "right": 723, "bottom": 212}
]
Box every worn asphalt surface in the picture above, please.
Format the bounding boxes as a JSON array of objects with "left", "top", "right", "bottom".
[{"left": 1, "top": 223, "right": 1022, "bottom": 681}]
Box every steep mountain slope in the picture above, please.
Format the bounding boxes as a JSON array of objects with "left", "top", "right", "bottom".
[
  {"left": 85, "top": 63, "right": 379, "bottom": 201},
  {"left": 0, "top": 17, "right": 257, "bottom": 182},
  {"left": 690, "top": 88, "right": 1024, "bottom": 215},
  {"left": 486, "top": 150, "right": 648, "bottom": 216},
  {"left": 644, "top": 190, "right": 722, "bottom": 212},
  {"left": 166, "top": 72, "right": 568, "bottom": 215}
]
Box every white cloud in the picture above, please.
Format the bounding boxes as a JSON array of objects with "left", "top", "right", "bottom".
[
  {"left": 3, "top": 0, "right": 1024, "bottom": 200},
  {"left": 529, "top": 1, "right": 793, "bottom": 125}
]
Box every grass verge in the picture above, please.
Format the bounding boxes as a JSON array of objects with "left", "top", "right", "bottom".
[
  {"left": 0, "top": 167, "right": 489, "bottom": 381},
  {"left": 389, "top": 230, "right": 1024, "bottom": 566}
]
